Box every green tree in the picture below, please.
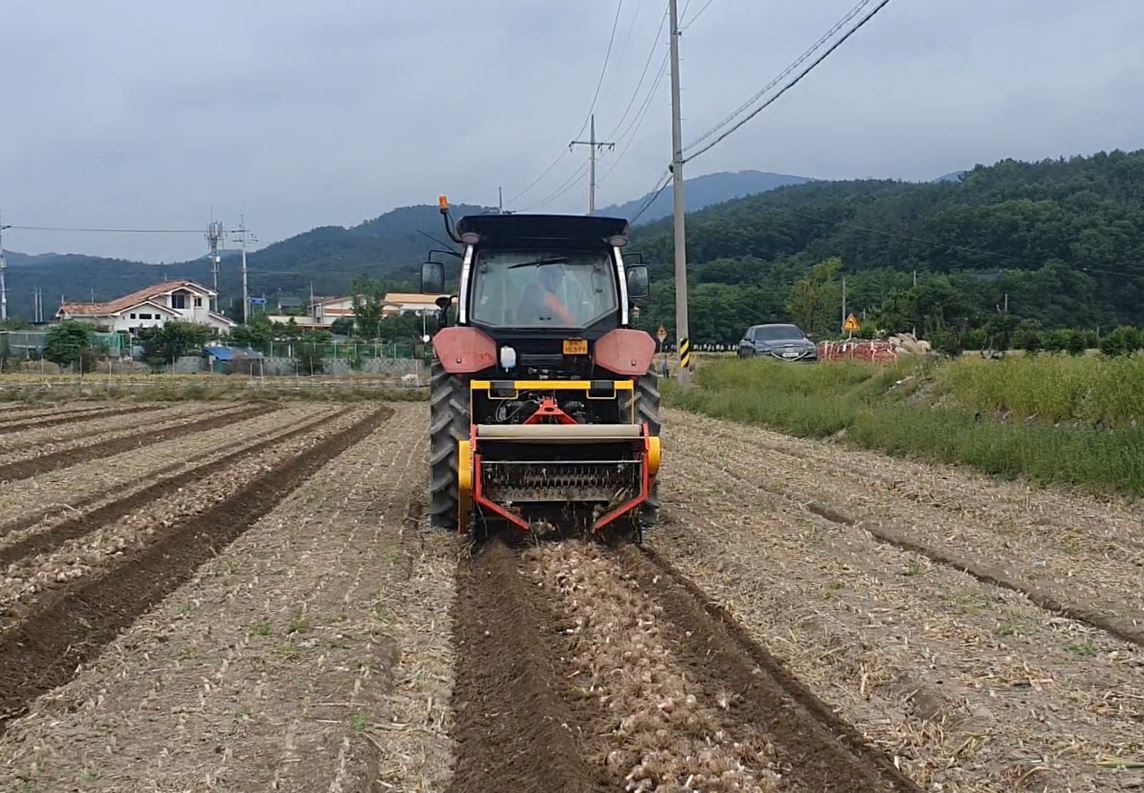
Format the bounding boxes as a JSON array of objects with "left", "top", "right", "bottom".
[
  {"left": 142, "top": 322, "right": 213, "bottom": 365},
  {"left": 228, "top": 314, "right": 275, "bottom": 347},
  {"left": 44, "top": 321, "right": 92, "bottom": 368},
  {"left": 785, "top": 257, "right": 842, "bottom": 336},
  {"left": 295, "top": 342, "right": 325, "bottom": 375},
  {"left": 330, "top": 317, "right": 356, "bottom": 337},
  {"left": 351, "top": 278, "right": 386, "bottom": 339},
  {"left": 1099, "top": 326, "right": 1142, "bottom": 357}
]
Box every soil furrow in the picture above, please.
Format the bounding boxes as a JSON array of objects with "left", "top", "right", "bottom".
[
  {"left": 658, "top": 416, "right": 1144, "bottom": 791},
  {"left": 668, "top": 410, "right": 1144, "bottom": 651},
  {"left": 618, "top": 546, "right": 921, "bottom": 793},
  {"left": 0, "top": 404, "right": 163, "bottom": 435},
  {"left": 0, "top": 404, "right": 108, "bottom": 425},
  {"left": 0, "top": 406, "right": 392, "bottom": 731},
  {"left": 0, "top": 407, "right": 352, "bottom": 567},
  {"left": 0, "top": 403, "right": 270, "bottom": 482},
  {"left": 447, "top": 541, "right": 602, "bottom": 793},
  {"left": 807, "top": 503, "right": 1144, "bottom": 648},
  {"left": 0, "top": 407, "right": 316, "bottom": 541}
]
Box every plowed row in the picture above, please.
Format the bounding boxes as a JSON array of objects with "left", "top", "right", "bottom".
[{"left": 0, "top": 400, "right": 1139, "bottom": 792}]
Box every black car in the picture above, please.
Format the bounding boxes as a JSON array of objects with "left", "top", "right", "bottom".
[{"left": 738, "top": 323, "right": 818, "bottom": 361}]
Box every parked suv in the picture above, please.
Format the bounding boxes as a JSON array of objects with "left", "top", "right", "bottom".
[{"left": 738, "top": 323, "right": 818, "bottom": 361}]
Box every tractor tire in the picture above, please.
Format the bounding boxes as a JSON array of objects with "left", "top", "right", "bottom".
[
  {"left": 623, "top": 373, "right": 661, "bottom": 526},
  {"left": 428, "top": 361, "right": 469, "bottom": 530}
]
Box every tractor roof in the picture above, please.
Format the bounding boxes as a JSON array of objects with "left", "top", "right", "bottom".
[{"left": 455, "top": 214, "right": 629, "bottom": 248}]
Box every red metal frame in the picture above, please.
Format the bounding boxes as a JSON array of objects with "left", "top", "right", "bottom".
[
  {"left": 469, "top": 397, "right": 653, "bottom": 534},
  {"left": 521, "top": 397, "right": 578, "bottom": 425},
  {"left": 591, "top": 423, "right": 651, "bottom": 532},
  {"left": 472, "top": 451, "right": 531, "bottom": 532}
]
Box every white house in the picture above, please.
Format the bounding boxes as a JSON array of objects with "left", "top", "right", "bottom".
[
  {"left": 311, "top": 296, "right": 355, "bottom": 328},
  {"left": 56, "top": 280, "right": 236, "bottom": 335},
  {"left": 381, "top": 293, "right": 444, "bottom": 317},
  {"left": 309, "top": 292, "right": 444, "bottom": 328}
]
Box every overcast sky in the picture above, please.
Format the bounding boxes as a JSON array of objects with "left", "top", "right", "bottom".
[{"left": 2, "top": 0, "right": 1142, "bottom": 262}]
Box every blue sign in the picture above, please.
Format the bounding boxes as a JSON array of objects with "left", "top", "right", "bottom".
[{"left": 249, "top": 297, "right": 267, "bottom": 305}]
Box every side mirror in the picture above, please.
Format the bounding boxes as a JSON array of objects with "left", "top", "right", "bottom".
[
  {"left": 421, "top": 261, "right": 445, "bottom": 295},
  {"left": 626, "top": 265, "right": 649, "bottom": 299}
]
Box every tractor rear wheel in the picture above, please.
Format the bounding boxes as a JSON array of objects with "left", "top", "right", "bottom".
[
  {"left": 429, "top": 361, "right": 469, "bottom": 529},
  {"left": 624, "top": 373, "right": 661, "bottom": 526}
]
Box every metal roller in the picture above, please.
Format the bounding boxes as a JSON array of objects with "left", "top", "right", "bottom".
[{"left": 475, "top": 424, "right": 643, "bottom": 443}]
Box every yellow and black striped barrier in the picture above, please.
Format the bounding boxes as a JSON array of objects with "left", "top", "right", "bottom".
[{"left": 679, "top": 337, "right": 691, "bottom": 369}]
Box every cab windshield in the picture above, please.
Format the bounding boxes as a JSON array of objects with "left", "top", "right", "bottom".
[{"left": 469, "top": 249, "right": 618, "bottom": 328}]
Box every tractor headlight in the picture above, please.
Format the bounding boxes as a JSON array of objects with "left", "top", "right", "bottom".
[{"left": 500, "top": 346, "right": 517, "bottom": 370}]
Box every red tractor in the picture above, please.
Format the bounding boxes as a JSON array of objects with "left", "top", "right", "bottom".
[{"left": 422, "top": 199, "right": 661, "bottom": 542}]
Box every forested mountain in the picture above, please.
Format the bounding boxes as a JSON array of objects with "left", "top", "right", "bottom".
[
  {"left": 2, "top": 203, "right": 490, "bottom": 319},
  {"left": 627, "top": 149, "right": 1144, "bottom": 346},
  {"left": 5, "top": 150, "right": 1143, "bottom": 347},
  {"left": 599, "top": 169, "right": 811, "bottom": 224}
]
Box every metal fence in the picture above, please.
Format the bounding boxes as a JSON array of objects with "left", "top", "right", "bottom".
[
  {"left": 1, "top": 330, "right": 126, "bottom": 359},
  {"left": 1, "top": 331, "right": 423, "bottom": 363},
  {"left": 243, "top": 339, "right": 426, "bottom": 360}
]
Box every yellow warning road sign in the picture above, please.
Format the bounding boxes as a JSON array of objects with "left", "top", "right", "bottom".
[{"left": 843, "top": 313, "right": 861, "bottom": 333}]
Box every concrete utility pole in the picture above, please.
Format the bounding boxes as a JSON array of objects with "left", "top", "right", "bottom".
[
  {"left": 570, "top": 114, "right": 615, "bottom": 215},
  {"left": 231, "top": 216, "right": 257, "bottom": 324},
  {"left": 668, "top": 0, "right": 691, "bottom": 383},
  {"left": 0, "top": 209, "right": 9, "bottom": 322},
  {"left": 841, "top": 276, "right": 847, "bottom": 330},
  {"left": 206, "top": 219, "right": 224, "bottom": 304}
]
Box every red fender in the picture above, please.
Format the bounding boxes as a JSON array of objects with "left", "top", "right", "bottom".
[
  {"left": 594, "top": 329, "right": 656, "bottom": 376},
  {"left": 433, "top": 327, "right": 497, "bottom": 374}
]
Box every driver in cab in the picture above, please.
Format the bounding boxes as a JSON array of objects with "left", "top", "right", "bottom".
[{"left": 520, "top": 264, "right": 577, "bottom": 325}]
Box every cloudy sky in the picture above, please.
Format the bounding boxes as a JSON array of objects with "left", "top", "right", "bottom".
[{"left": 2, "top": 0, "right": 1142, "bottom": 261}]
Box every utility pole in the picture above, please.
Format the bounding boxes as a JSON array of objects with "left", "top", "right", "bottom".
[
  {"left": 668, "top": 0, "right": 691, "bottom": 383},
  {"left": 841, "top": 276, "right": 847, "bottom": 331},
  {"left": 570, "top": 114, "right": 615, "bottom": 215},
  {"left": 498, "top": 186, "right": 504, "bottom": 214},
  {"left": 0, "top": 210, "right": 9, "bottom": 323},
  {"left": 231, "top": 216, "right": 257, "bottom": 324},
  {"left": 206, "top": 219, "right": 224, "bottom": 304}
]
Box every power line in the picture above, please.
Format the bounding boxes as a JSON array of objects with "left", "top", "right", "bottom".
[
  {"left": 604, "top": 1, "right": 670, "bottom": 140},
  {"left": 629, "top": 170, "right": 673, "bottom": 223},
  {"left": 606, "top": 0, "right": 648, "bottom": 93},
  {"left": 598, "top": 53, "right": 670, "bottom": 185},
  {"left": 684, "top": 0, "right": 892, "bottom": 164},
  {"left": 8, "top": 225, "right": 203, "bottom": 233},
  {"left": 680, "top": 0, "right": 718, "bottom": 29},
  {"left": 504, "top": 153, "right": 572, "bottom": 207},
  {"left": 528, "top": 161, "right": 591, "bottom": 211},
  {"left": 506, "top": 0, "right": 626, "bottom": 207},
  {"left": 684, "top": 0, "right": 877, "bottom": 156},
  {"left": 580, "top": 0, "right": 626, "bottom": 136}
]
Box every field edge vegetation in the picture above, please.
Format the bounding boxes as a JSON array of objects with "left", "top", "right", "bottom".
[{"left": 666, "top": 356, "right": 1144, "bottom": 496}]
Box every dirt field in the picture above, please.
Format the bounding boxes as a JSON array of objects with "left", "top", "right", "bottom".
[{"left": 0, "top": 400, "right": 1141, "bottom": 791}]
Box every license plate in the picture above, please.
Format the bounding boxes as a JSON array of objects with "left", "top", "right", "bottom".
[
  {"left": 782, "top": 351, "right": 799, "bottom": 358},
  {"left": 563, "top": 338, "right": 588, "bottom": 355}
]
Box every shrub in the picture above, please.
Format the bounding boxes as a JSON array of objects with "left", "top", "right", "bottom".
[
  {"left": 1100, "top": 326, "right": 1142, "bottom": 357},
  {"left": 295, "top": 343, "right": 325, "bottom": 375},
  {"left": 963, "top": 328, "right": 988, "bottom": 351},
  {"left": 44, "top": 321, "right": 92, "bottom": 368},
  {"left": 1013, "top": 325, "right": 1043, "bottom": 355}
]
